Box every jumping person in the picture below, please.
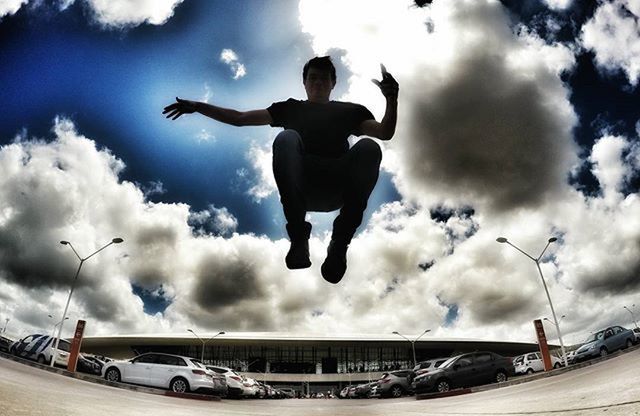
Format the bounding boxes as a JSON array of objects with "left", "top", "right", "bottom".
[{"left": 163, "top": 56, "right": 398, "bottom": 283}]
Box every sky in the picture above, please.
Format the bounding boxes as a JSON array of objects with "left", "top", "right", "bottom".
[{"left": 0, "top": 0, "right": 639, "bottom": 348}]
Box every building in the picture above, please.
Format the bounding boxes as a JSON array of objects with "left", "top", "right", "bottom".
[{"left": 81, "top": 332, "right": 545, "bottom": 393}]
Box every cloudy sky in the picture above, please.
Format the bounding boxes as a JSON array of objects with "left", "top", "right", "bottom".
[{"left": 1, "top": 0, "right": 639, "bottom": 347}]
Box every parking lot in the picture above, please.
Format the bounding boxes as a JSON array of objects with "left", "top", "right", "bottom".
[{"left": 1, "top": 347, "right": 640, "bottom": 415}]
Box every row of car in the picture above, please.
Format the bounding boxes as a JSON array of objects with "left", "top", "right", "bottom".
[
  {"left": 93, "top": 351, "right": 297, "bottom": 399},
  {"left": 341, "top": 351, "right": 515, "bottom": 399},
  {"left": 341, "top": 325, "right": 639, "bottom": 398}
]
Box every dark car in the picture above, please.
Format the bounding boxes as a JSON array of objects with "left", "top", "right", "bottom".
[
  {"left": 412, "top": 351, "right": 514, "bottom": 394},
  {"left": 76, "top": 354, "right": 102, "bottom": 375},
  {"left": 0, "top": 335, "right": 13, "bottom": 353}
]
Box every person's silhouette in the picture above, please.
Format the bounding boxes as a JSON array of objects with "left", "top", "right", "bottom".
[{"left": 163, "top": 56, "right": 398, "bottom": 283}]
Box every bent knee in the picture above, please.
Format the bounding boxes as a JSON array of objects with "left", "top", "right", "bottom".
[
  {"left": 353, "top": 138, "right": 382, "bottom": 162},
  {"left": 273, "top": 129, "right": 302, "bottom": 151}
]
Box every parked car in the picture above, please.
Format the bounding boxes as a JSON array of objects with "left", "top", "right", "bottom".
[
  {"left": 9, "top": 334, "right": 70, "bottom": 367},
  {"left": 279, "top": 387, "right": 296, "bottom": 398},
  {"left": 206, "top": 365, "right": 244, "bottom": 398},
  {"left": 354, "top": 381, "right": 377, "bottom": 398},
  {"left": 371, "top": 370, "right": 415, "bottom": 398},
  {"left": 338, "top": 386, "right": 350, "bottom": 399},
  {"left": 76, "top": 353, "right": 102, "bottom": 375},
  {"left": 573, "top": 326, "right": 635, "bottom": 362},
  {"left": 102, "top": 352, "right": 218, "bottom": 394},
  {"left": 413, "top": 358, "right": 448, "bottom": 377},
  {"left": 513, "top": 351, "right": 563, "bottom": 375},
  {"left": 633, "top": 328, "right": 640, "bottom": 344},
  {"left": 412, "top": 351, "right": 514, "bottom": 394},
  {"left": 0, "top": 335, "right": 14, "bottom": 353}
]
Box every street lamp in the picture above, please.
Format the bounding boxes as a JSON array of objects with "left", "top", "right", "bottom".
[
  {"left": 48, "top": 314, "right": 69, "bottom": 342},
  {"left": 543, "top": 315, "right": 566, "bottom": 326},
  {"left": 52, "top": 237, "right": 123, "bottom": 367},
  {"left": 623, "top": 305, "right": 638, "bottom": 329},
  {"left": 392, "top": 329, "right": 431, "bottom": 368},
  {"left": 188, "top": 329, "right": 225, "bottom": 364},
  {"left": 496, "top": 236, "right": 568, "bottom": 368}
]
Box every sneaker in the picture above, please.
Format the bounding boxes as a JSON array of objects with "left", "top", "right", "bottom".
[
  {"left": 321, "top": 240, "right": 348, "bottom": 284},
  {"left": 286, "top": 240, "right": 311, "bottom": 269},
  {"left": 285, "top": 222, "right": 312, "bottom": 270}
]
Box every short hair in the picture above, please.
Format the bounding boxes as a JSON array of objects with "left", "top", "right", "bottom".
[{"left": 303, "top": 56, "right": 336, "bottom": 83}]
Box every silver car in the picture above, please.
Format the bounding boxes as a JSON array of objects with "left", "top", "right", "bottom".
[
  {"left": 372, "top": 370, "right": 415, "bottom": 398},
  {"left": 573, "top": 326, "right": 635, "bottom": 362}
]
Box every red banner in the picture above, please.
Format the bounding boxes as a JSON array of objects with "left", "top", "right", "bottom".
[
  {"left": 67, "top": 320, "right": 86, "bottom": 372},
  {"left": 534, "top": 319, "right": 552, "bottom": 371}
]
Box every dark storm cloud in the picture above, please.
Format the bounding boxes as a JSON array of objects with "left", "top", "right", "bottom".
[
  {"left": 193, "top": 257, "right": 264, "bottom": 310},
  {"left": 405, "top": 50, "right": 576, "bottom": 212}
]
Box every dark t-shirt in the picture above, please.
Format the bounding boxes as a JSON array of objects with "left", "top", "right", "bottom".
[{"left": 267, "top": 99, "right": 375, "bottom": 158}]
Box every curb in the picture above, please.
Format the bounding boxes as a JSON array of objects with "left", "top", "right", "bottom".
[
  {"left": 416, "top": 344, "right": 640, "bottom": 400},
  {"left": 0, "top": 351, "right": 221, "bottom": 401}
]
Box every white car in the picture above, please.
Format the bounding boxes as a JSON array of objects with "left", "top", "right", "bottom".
[
  {"left": 206, "top": 365, "right": 245, "bottom": 397},
  {"left": 102, "top": 352, "right": 217, "bottom": 394},
  {"left": 241, "top": 375, "right": 261, "bottom": 397},
  {"left": 9, "top": 334, "right": 70, "bottom": 367},
  {"left": 513, "top": 351, "right": 563, "bottom": 375}
]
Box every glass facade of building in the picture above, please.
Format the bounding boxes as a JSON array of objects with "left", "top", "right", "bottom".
[{"left": 130, "top": 342, "right": 454, "bottom": 374}]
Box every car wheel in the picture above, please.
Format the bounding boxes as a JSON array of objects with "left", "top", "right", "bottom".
[
  {"left": 170, "top": 377, "right": 189, "bottom": 393},
  {"left": 626, "top": 339, "right": 633, "bottom": 349},
  {"left": 105, "top": 367, "right": 121, "bottom": 382},
  {"left": 390, "top": 385, "right": 403, "bottom": 398},
  {"left": 495, "top": 371, "right": 508, "bottom": 383},
  {"left": 526, "top": 368, "right": 534, "bottom": 375},
  {"left": 37, "top": 355, "right": 48, "bottom": 365},
  {"left": 599, "top": 347, "right": 608, "bottom": 357},
  {"left": 553, "top": 362, "right": 561, "bottom": 369},
  {"left": 436, "top": 379, "right": 450, "bottom": 393}
]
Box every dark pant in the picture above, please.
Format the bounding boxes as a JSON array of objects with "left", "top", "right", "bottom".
[{"left": 272, "top": 129, "right": 382, "bottom": 245}]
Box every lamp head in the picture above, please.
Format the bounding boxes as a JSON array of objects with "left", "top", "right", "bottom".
[
  {"left": 112, "top": 238, "right": 124, "bottom": 244},
  {"left": 548, "top": 237, "right": 557, "bottom": 243},
  {"left": 392, "top": 331, "right": 399, "bottom": 334},
  {"left": 496, "top": 237, "right": 508, "bottom": 243},
  {"left": 219, "top": 331, "right": 226, "bottom": 335},
  {"left": 60, "top": 241, "right": 69, "bottom": 245},
  {"left": 188, "top": 328, "right": 195, "bottom": 334}
]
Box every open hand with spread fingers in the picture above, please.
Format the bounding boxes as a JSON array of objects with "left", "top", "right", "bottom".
[
  {"left": 371, "top": 64, "right": 399, "bottom": 102},
  {"left": 163, "top": 97, "right": 198, "bottom": 120}
]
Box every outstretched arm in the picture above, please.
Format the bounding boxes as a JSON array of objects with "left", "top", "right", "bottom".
[
  {"left": 360, "top": 64, "right": 398, "bottom": 141},
  {"left": 163, "top": 97, "right": 273, "bottom": 126}
]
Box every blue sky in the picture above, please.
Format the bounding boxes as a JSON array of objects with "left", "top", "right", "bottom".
[{"left": 1, "top": 0, "right": 640, "bottom": 344}]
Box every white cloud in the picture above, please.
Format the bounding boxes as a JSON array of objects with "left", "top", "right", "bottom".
[
  {"left": 243, "top": 141, "right": 277, "bottom": 201},
  {"left": 220, "top": 48, "right": 247, "bottom": 80},
  {"left": 1, "top": 116, "right": 640, "bottom": 345},
  {"left": 196, "top": 129, "right": 214, "bottom": 143},
  {"left": 0, "top": 0, "right": 28, "bottom": 18},
  {"left": 541, "top": 0, "right": 573, "bottom": 10},
  {"left": 85, "top": 0, "right": 184, "bottom": 28},
  {"left": 0, "top": 0, "right": 184, "bottom": 27},
  {"left": 581, "top": 0, "right": 640, "bottom": 87}
]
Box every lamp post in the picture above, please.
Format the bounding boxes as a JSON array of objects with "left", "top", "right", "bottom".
[
  {"left": 187, "top": 329, "right": 225, "bottom": 364},
  {"left": 496, "top": 236, "right": 568, "bottom": 368},
  {"left": 623, "top": 305, "right": 638, "bottom": 329},
  {"left": 52, "top": 237, "right": 123, "bottom": 367},
  {"left": 392, "top": 329, "right": 431, "bottom": 368},
  {"left": 48, "top": 315, "right": 69, "bottom": 342},
  {"left": 2, "top": 318, "right": 9, "bottom": 334}
]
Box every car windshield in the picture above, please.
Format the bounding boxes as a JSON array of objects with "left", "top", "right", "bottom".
[
  {"left": 439, "top": 355, "right": 461, "bottom": 369},
  {"left": 584, "top": 331, "right": 605, "bottom": 343}
]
